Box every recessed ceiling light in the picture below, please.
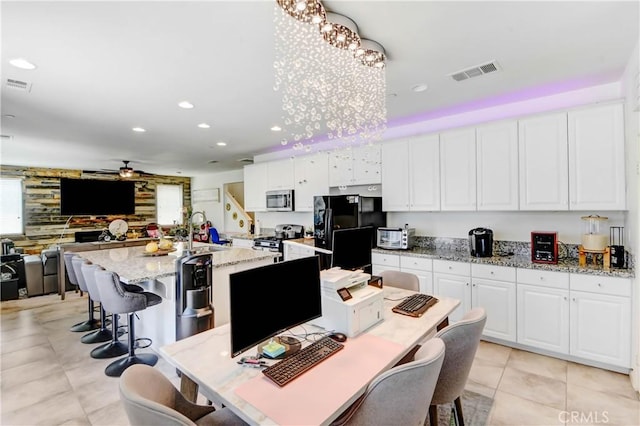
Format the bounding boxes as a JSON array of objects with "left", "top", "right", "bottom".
[
  {"left": 0, "top": 134, "right": 13, "bottom": 140},
  {"left": 132, "top": 127, "right": 146, "bottom": 132},
  {"left": 178, "top": 101, "right": 194, "bottom": 109},
  {"left": 9, "top": 58, "right": 37, "bottom": 70},
  {"left": 412, "top": 84, "right": 429, "bottom": 93},
  {"left": 216, "top": 141, "right": 227, "bottom": 147},
  {"left": 271, "top": 125, "right": 282, "bottom": 132},
  {"left": 198, "top": 123, "right": 211, "bottom": 129},
  {"left": 2, "top": 114, "right": 16, "bottom": 119}
]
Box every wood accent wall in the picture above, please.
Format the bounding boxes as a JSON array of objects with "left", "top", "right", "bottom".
[{"left": 0, "top": 165, "right": 191, "bottom": 254}]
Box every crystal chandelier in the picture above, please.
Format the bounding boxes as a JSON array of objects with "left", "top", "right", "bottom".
[{"left": 274, "top": 0, "right": 387, "bottom": 152}]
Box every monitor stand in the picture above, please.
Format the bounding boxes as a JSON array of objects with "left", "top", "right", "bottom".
[{"left": 257, "top": 336, "right": 301, "bottom": 359}]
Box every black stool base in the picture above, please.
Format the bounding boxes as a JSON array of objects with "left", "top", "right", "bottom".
[
  {"left": 91, "top": 341, "right": 128, "bottom": 359},
  {"left": 81, "top": 328, "right": 113, "bottom": 344},
  {"left": 105, "top": 353, "right": 158, "bottom": 377},
  {"left": 70, "top": 320, "right": 100, "bottom": 333}
]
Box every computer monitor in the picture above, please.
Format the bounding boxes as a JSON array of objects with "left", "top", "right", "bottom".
[
  {"left": 331, "top": 226, "right": 374, "bottom": 272},
  {"left": 228, "top": 256, "right": 322, "bottom": 357}
]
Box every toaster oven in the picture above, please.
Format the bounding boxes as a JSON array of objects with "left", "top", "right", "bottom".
[{"left": 377, "top": 227, "right": 415, "bottom": 250}]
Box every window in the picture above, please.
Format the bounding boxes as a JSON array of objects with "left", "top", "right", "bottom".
[
  {"left": 0, "top": 178, "right": 24, "bottom": 235},
  {"left": 156, "top": 184, "right": 183, "bottom": 225}
]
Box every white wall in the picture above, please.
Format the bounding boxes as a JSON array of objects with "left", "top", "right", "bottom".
[
  {"left": 191, "top": 170, "right": 243, "bottom": 232},
  {"left": 621, "top": 41, "right": 639, "bottom": 391},
  {"left": 387, "top": 211, "right": 625, "bottom": 244}
]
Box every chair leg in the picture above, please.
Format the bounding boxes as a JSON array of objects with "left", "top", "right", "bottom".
[
  {"left": 105, "top": 312, "right": 157, "bottom": 377},
  {"left": 70, "top": 297, "right": 100, "bottom": 332},
  {"left": 453, "top": 397, "right": 465, "bottom": 426},
  {"left": 91, "top": 313, "right": 128, "bottom": 359},
  {"left": 429, "top": 404, "right": 438, "bottom": 426},
  {"left": 81, "top": 304, "right": 112, "bottom": 344}
]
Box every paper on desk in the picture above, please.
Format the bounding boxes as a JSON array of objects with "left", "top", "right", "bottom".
[{"left": 234, "top": 334, "right": 405, "bottom": 425}]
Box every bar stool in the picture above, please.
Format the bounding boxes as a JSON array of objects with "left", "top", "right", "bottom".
[
  {"left": 64, "top": 253, "right": 99, "bottom": 332},
  {"left": 74, "top": 259, "right": 111, "bottom": 344},
  {"left": 95, "top": 269, "right": 162, "bottom": 377}
]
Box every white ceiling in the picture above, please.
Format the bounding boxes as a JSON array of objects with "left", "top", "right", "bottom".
[{"left": 1, "top": 1, "right": 638, "bottom": 177}]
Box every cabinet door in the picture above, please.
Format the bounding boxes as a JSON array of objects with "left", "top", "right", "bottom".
[
  {"left": 570, "top": 290, "right": 631, "bottom": 367},
  {"left": 409, "top": 134, "right": 441, "bottom": 211},
  {"left": 328, "top": 150, "right": 354, "bottom": 187},
  {"left": 402, "top": 267, "right": 434, "bottom": 295},
  {"left": 472, "top": 278, "right": 516, "bottom": 342},
  {"left": 243, "top": 163, "right": 268, "bottom": 212},
  {"left": 440, "top": 128, "right": 476, "bottom": 211},
  {"left": 267, "top": 159, "right": 294, "bottom": 190},
  {"left": 381, "top": 140, "right": 410, "bottom": 211},
  {"left": 294, "top": 153, "right": 329, "bottom": 211},
  {"left": 568, "top": 103, "right": 625, "bottom": 210},
  {"left": 476, "top": 121, "right": 519, "bottom": 210},
  {"left": 518, "top": 113, "right": 568, "bottom": 210},
  {"left": 517, "top": 283, "right": 569, "bottom": 353},
  {"left": 352, "top": 145, "right": 381, "bottom": 185},
  {"left": 433, "top": 272, "right": 470, "bottom": 322}
]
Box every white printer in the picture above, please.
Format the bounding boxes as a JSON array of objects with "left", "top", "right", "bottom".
[{"left": 311, "top": 267, "right": 384, "bottom": 337}]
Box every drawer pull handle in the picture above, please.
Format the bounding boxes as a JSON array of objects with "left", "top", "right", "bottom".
[
  {"left": 448, "top": 266, "right": 452, "bottom": 270},
  {"left": 490, "top": 271, "right": 494, "bottom": 275},
  {"left": 539, "top": 277, "right": 544, "bottom": 280},
  {"left": 597, "top": 283, "right": 602, "bottom": 287}
]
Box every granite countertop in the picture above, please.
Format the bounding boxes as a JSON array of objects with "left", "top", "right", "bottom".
[
  {"left": 75, "top": 243, "right": 280, "bottom": 284},
  {"left": 372, "top": 247, "right": 635, "bottom": 278}
]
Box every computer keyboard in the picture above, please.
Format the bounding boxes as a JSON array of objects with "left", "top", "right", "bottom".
[
  {"left": 392, "top": 293, "right": 438, "bottom": 318},
  {"left": 262, "top": 336, "right": 344, "bottom": 387}
]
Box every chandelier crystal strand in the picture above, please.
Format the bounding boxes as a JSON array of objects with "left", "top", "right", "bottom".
[{"left": 274, "top": 1, "right": 387, "bottom": 151}]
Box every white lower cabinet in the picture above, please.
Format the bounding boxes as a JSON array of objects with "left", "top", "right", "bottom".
[
  {"left": 569, "top": 275, "right": 631, "bottom": 368},
  {"left": 371, "top": 252, "right": 400, "bottom": 276},
  {"left": 433, "top": 260, "right": 471, "bottom": 323},
  {"left": 400, "top": 256, "right": 433, "bottom": 295},
  {"left": 471, "top": 264, "right": 516, "bottom": 342}
]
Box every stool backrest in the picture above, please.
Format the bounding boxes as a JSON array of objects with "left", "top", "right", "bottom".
[
  {"left": 71, "top": 256, "right": 90, "bottom": 292},
  {"left": 81, "top": 263, "right": 104, "bottom": 302},
  {"left": 63, "top": 252, "right": 78, "bottom": 286},
  {"left": 95, "top": 269, "right": 147, "bottom": 315}
]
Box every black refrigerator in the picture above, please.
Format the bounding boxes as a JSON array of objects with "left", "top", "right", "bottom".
[{"left": 313, "top": 195, "right": 386, "bottom": 250}]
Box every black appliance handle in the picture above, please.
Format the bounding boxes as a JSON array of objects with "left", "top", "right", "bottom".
[{"left": 324, "top": 208, "right": 333, "bottom": 248}]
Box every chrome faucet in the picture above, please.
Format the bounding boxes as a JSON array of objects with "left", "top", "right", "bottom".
[{"left": 187, "top": 211, "right": 207, "bottom": 253}]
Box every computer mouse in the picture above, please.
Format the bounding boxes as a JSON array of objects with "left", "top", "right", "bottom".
[{"left": 328, "top": 332, "right": 347, "bottom": 343}]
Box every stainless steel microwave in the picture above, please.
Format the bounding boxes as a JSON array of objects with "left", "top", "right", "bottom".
[
  {"left": 377, "top": 227, "right": 415, "bottom": 250},
  {"left": 266, "top": 190, "right": 295, "bottom": 212}
]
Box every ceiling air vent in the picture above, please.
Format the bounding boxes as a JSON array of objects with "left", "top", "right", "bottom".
[
  {"left": 449, "top": 60, "right": 501, "bottom": 82},
  {"left": 237, "top": 158, "right": 254, "bottom": 164},
  {"left": 6, "top": 78, "right": 32, "bottom": 92}
]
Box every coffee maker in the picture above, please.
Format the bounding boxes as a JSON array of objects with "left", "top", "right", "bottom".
[{"left": 469, "top": 228, "right": 493, "bottom": 257}]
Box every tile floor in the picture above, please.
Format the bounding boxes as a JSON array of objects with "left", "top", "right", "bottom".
[{"left": 1, "top": 292, "right": 639, "bottom": 425}]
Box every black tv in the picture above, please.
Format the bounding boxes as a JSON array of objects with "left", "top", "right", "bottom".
[
  {"left": 331, "top": 226, "right": 374, "bottom": 272},
  {"left": 60, "top": 178, "right": 135, "bottom": 216},
  {"left": 229, "top": 256, "right": 322, "bottom": 357}
]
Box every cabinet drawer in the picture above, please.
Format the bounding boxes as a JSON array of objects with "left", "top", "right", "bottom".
[
  {"left": 433, "top": 259, "right": 470, "bottom": 276},
  {"left": 400, "top": 256, "right": 432, "bottom": 272},
  {"left": 517, "top": 268, "right": 569, "bottom": 290},
  {"left": 471, "top": 264, "right": 516, "bottom": 282},
  {"left": 371, "top": 252, "right": 400, "bottom": 268},
  {"left": 570, "top": 274, "right": 631, "bottom": 297}
]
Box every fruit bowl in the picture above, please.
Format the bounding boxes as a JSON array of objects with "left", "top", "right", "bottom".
[{"left": 142, "top": 248, "right": 177, "bottom": 257}]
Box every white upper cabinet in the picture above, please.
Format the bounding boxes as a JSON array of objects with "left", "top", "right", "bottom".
[
  {"left": 294, "top": 152, "right": 329, "bottom": 212},
  {"left": 329, "top": 144, "right": 381, "bottom": 187},
  {"left": 243, "top": 163, "right": 268, "bottom": 212},
  {"left": 568, "top": 103, "right": 625, "bottom": 210},
  {"left": 476, "top": 121, "right": 519, "bottom": 210},
  {"left": 381, "top": 139, "right": 410, "bottom": 211},
  {"left": 518, "top": 112, "right": 569, "bottom": 210},
  {"left": 440, "top": 128, "right": 476, "bottom": 211},
  {"left": 381, "top": 134, "right": 440, "bottom": 212},
  {"left": 409, "top": 134, "right": 441, "bottom": 211},
  {"left": 266, "top": 158, "right": 295, "bottom": 190}
]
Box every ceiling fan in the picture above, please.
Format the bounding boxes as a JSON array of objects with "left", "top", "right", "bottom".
[{"left": 86, "top": 160, "right": 153, "bottom": 178}]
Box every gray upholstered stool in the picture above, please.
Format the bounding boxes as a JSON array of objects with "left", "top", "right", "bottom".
[
  {"left": 72, "top": 257, "right": 110, "bottom": 344},
  {"left": 95, "top": 269, "right": 162, "bottom": 377},
  {"left": 80, "top": 263, "right": 116, "bottom": 347},
  {"left": 65, "top": 252, "right": 99, "bottom": 332}
]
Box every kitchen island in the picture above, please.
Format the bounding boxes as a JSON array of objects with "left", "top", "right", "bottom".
[{"left": 74, "top": 244, "right": 279, "bottom": 348}]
